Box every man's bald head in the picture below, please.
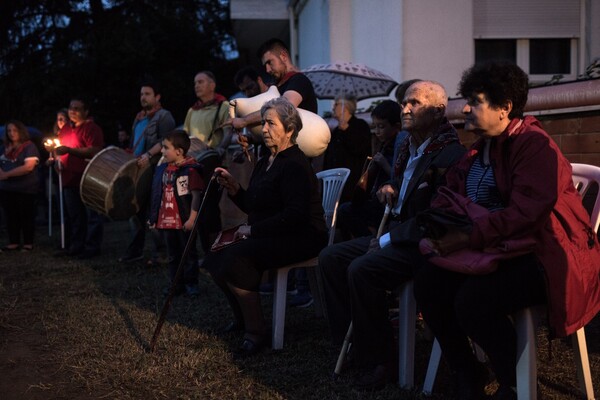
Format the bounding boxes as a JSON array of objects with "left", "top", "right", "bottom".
[
  {"left": 405, "top": 80, "right": 448, "bottom": 109},
  {"left": 401, "top": 80, "right": 448, "bottom": 142}
]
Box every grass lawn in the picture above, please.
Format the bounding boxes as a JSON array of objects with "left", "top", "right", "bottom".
[{"left": 0, "top": 220, "right": 598, "bottom": 399}]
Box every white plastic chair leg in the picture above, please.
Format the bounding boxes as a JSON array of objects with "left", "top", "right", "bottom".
[
  {"left": 514, "top": 308, "right": 537, "bottom": 400},
  {"left": 398, "top": 281, "right": 416, "bottom": 388},
  {"left": 572, "top": 327, "right": 595, "bottom": 399},
  {"left": 422, "top": 338, "right": 442, "bottom": 395},
  {"left": 272, "top": 266, "right": 292, "bottom": 350}
]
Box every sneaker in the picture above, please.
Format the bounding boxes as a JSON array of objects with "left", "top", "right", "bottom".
[
  {"left": 289, "top": 292, "right": 313, "bottom": 308},
  {"left": 185, "top": 284, "right": 200, "bottom": 296},
  {"left": 259, "top": 282, "right": 274, "bottom": 295}
]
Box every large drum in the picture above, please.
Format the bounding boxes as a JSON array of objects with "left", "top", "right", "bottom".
[{"left": 80, "top": 146, "right": 151, "bottom": 220}]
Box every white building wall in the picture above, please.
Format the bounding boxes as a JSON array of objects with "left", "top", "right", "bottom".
[
  {"left": 589, "top": 0, "right": 600, "bottom": 63},
  {"left": 350, "top": 0, "right": 403, "bottom": 84},
  {"left": 328, "top": 0, "right": 352, "bottom": 62},
  {"left": 402, "top": 0, "right": 473, "bottom": 97},
  {"left": 297, "top": 0, "right": 330, "bottom": 69}
]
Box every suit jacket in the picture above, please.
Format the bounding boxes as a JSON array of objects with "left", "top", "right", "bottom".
[{"left": 388, "top": 118, "right": 466, "bottom": 245}]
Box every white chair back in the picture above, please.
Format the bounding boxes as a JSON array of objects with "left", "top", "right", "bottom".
[
  {"left": 571, "top": 163, "right": 600, "bottom": 233},
  {"left": 316, "top": 168, "right": 350, "bottom": 245}
]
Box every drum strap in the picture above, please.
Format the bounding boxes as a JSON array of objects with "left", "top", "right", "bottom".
[
  {"left": 131, "top": 109, "right": 165, "bottom": 153},
  {"left": 206, "top": 101, "right": 223, "bottom": 146}
]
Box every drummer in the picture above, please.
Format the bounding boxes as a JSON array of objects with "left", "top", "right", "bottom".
[
  {"left": 118, "top": 80, "right": 176, "bottom": 265},
  {"left": 48, "top": 96, "right": 105, "bottom": 259}
]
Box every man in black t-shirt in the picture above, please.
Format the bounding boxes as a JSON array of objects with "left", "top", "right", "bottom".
[{"left": 229, "top": 38, "right": 318, "bottom": 131}]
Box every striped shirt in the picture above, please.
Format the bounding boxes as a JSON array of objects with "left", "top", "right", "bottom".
[{"left": 466, "top": 156, "right": 504, "bottom": 212}]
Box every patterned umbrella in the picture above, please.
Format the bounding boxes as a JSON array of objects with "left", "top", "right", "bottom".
[{"left": 302, "top": 62, "right": 398, "bottom": 101}]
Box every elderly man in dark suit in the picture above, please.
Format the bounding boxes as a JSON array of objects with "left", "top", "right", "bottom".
[{"left": 319, "top": 80, "right": 466, "bottom": 391}]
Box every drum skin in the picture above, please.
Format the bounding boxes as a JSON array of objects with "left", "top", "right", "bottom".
[
  {"left": 80, "top": 146, "right": 150, "bottom": 220},
  {"left": 229, "top": 85, "right": 331, "bottom": 157}
]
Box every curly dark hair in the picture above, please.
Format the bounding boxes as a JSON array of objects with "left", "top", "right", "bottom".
[{"left": 458, "top": 61, "right": 529, "bottom": 118}]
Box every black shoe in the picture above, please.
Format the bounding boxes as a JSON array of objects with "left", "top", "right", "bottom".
[
  {"left": 220, "top": 321, "right": 244, "bottom": 334},
  {"left": 289, "top": 291, "right": 313, "bottom": 308},
  {"left": 489, "top": 385, "right": 517, "bottom": 400},
  {"left": 453, "top": 362, "right": 489, "bottom": 400},
  {"left": 352, "top": 363, "right": 395, "bottom": 391},
  {"left": 232, "top": 336, "right": 269, "bottom": 359},
  {"left": 162, "top": 285, "right": 185, "bottom": 297},
  {"left": 118, "top": 253, "right": 144, "bottom": 263}
]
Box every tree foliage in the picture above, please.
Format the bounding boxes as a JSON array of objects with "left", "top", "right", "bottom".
[{"left": 0, "top": 0, "right": 238, "bottom": 141}]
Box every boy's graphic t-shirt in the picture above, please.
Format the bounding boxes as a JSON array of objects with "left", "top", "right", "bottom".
[
  {"left": 157, "top": 164, "right": 183, "bottom": 229},
  {"left": 156, "top": 161, "right": 203, "bottom": 229}
]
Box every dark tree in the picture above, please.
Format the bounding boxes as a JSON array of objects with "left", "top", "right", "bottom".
[{"left": 0, "top": 0, "right": 239, "bottom": 143}]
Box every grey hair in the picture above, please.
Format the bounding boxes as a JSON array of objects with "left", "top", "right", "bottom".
[
  {"left": 260, "top": 97, "right": 303, "bottom": 142},
  {"left": 334, "top": 93, "right": 357, "bottom": 115}
]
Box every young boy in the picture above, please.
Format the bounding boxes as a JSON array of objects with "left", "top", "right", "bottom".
[
  {"left": 336, "top": 100, "right": 402, "bottom": 239},
  {"left": 148, "top": 130, "right": 204, "bottom": 296}
]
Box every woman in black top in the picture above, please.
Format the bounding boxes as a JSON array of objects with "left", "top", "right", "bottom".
[{"left": 206, "top": 97, "right": 328, "bottom": 358}]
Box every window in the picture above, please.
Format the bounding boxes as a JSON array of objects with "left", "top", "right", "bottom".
[
  {"left": 529, "top": 39, "right": 571, "bottom": 74},
  {"left": 475, "top": 39, "right": 516, "bottom": 64},
  {"left": 475, "top": 38, "right": 577, "bottom": 83}
]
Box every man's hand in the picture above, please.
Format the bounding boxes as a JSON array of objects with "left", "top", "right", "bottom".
[
  {"left": 0, "top": 170, "right": 7, "bottom": 180},
  {"left": 428, "top": 229, "right": 470, "bottom": 256},
  {"left": 372, "top": 152, "right": 387, "bottom": 167},
  {"left": 183, "top": 218, "right": 194, "bottom": 232},
  {"left": 137, "top": 153, "right": 151, "bottom": 168},
  {"left": 234, "top": 224, "right": 251, "bottom": 240},
  {"left": 377, "top": 184, "right": 397, "bottom": 207},
  {"left": 54, "top": 146, "right": 70, "bottom": 156},
  {"left": 237, "top": 132, "right": 250, "bottom": 152},
  {"left": 367, "top": 237, "right": 381, "bottom": 254},
  {"left": 221, "top": 117, "right": 247, "bottom": 131}
]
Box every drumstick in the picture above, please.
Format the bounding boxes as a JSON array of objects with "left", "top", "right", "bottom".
[{"left": 333, "top": 204, "right": 391, "bottom": 380}]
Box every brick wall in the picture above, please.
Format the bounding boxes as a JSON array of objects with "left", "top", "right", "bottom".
[{"left": 454, "top": 112, "right": 600, "bottom": 166}]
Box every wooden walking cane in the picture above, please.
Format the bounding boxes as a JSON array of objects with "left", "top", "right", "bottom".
[
  {"left": 333, "top": 204, "right": 391, "bottom": 380},
  {"left": 149, "top": 172, "right": 220, "bottom": 352}
]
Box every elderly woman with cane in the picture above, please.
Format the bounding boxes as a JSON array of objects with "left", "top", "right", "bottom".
[
  {"left": 414, "top": 61, "right": 600, "bottom": 399},
  {"left": 204, "top": 97, "right": 328, "bottom": 358}
]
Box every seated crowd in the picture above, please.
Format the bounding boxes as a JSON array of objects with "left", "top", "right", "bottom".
[{"left": 2, "top": 36, "right": 599, "bottom": 400}]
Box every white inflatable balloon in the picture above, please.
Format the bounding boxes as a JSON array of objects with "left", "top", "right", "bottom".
[{"left": 229, "top": 85, "right": 330, "bottom": 158}]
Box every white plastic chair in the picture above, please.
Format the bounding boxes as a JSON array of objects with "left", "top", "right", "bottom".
[
  {"left": 423, "top": 162, "right": 600, "bottom": 399},
  {"left": 271, "top": 167, "right": 350, "bottom": 350}
]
